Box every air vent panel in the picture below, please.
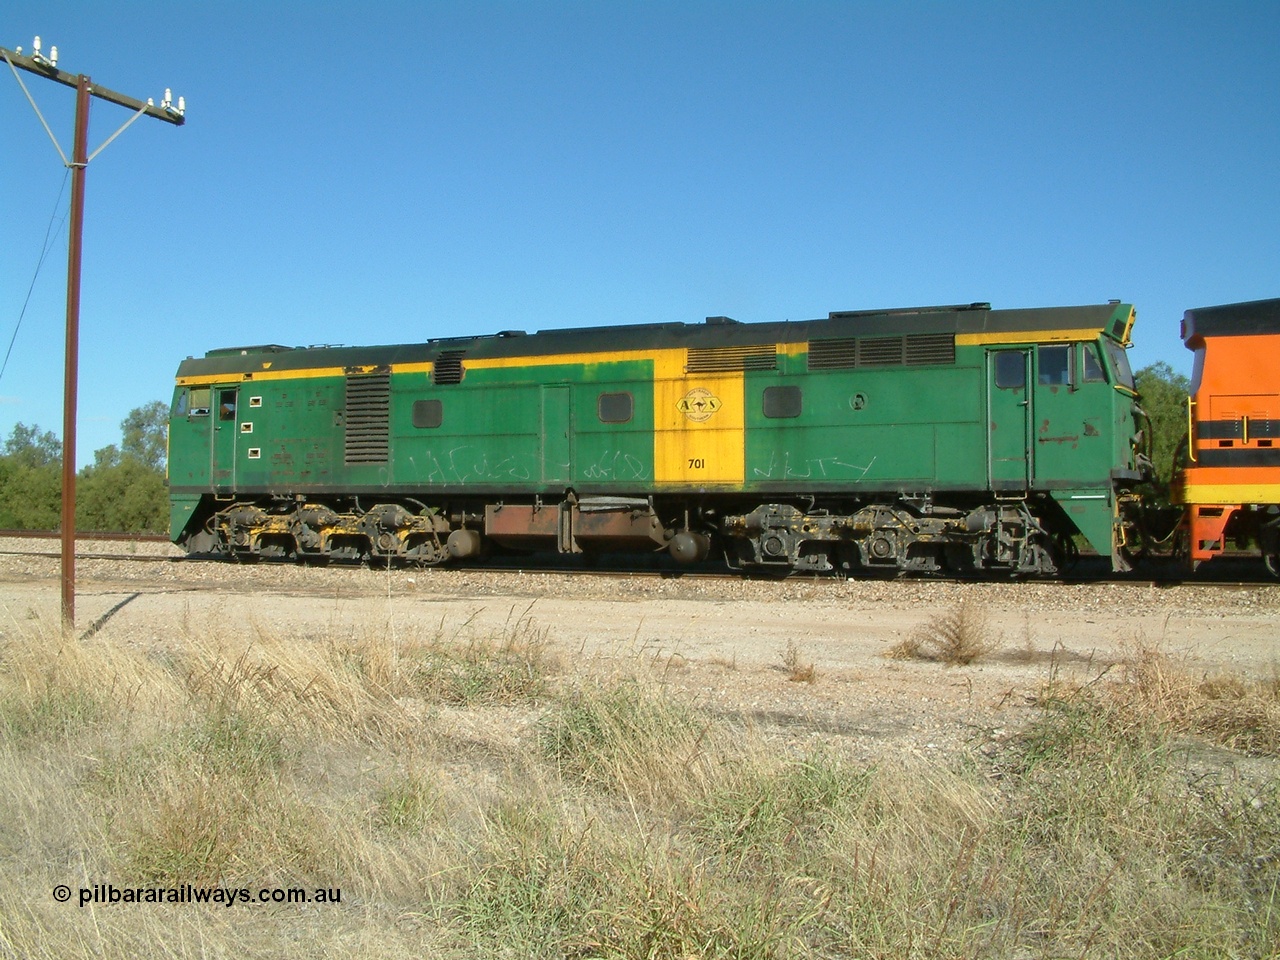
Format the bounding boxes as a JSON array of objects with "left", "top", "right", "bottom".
[
  {"left": 807, "top": 333, "right": 956, "bottom": 370},
  {"left": 344, "top": 373, "right": 390, "bottom": 464},
  {"left": 686, "top": 344, "right": 777, "bottom": 373},
  {"left": 432, "top": 350, "right": 466, "bottom": 385}
]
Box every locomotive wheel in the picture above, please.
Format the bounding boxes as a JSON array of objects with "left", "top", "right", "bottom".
[
  {"left": 1052, "top": 531, "right": 1080, "bottom": 574},
  {"left": 1261, "top": 522, "right": 1280, "bottom": 580},
  {"left": 1118, "top": 520, "right": 1148, "bottom": 569}
]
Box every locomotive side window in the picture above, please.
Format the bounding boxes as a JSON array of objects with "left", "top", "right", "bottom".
[
  {"left": 189, "top": 387, "right": 210, "bottom": 417},
  {"left": 598, "top": 392, "right": 633, "bottom": 424},
  {"left": 218, "top": 389, "right": 237, "bottom": 421},
  {"left": 994, "top": 352, "right": 1026, "bottom": 390},
  {"left": 1104, "top": 341, "right": 1136, "bottom": 389},
  {"left": 1082, "top": 344, "right": 1106, "bottom": 382},
  {"left": 763, "top": 385, "right": 802, "bottom": 419},
  {"left": 412, "top": 399, "right": 443, "bottom": 429},
  {"left": 1038, "top": 345, "right": 1071, "bottom": 387}
]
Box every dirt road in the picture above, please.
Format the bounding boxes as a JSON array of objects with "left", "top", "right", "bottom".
[{"left": 1, "top": 549, "right": 1275, "bottom": 759}]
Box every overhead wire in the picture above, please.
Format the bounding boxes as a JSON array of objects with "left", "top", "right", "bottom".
[{"left": 0, "top": 169, "right": 71, "bottom": 385}]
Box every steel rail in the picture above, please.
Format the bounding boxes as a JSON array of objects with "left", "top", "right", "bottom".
[
  {"left": 0, "top": 529, "right": 169, "bottom": 543},
  {"left": 0, "top": 544, "right": 1275, "bottom": 586}
]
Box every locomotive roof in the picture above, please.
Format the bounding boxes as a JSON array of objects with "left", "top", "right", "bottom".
[
  {"left": 1181, "top": 297, "right": 1280, "bottom": 344},
  {"left": 176, "top": 301, "right": 1132, "bottom": 378}
]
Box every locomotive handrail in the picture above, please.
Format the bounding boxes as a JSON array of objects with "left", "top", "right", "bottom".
[{"left": 1186, "top": 397, "right": 1197, "bottom": 462}]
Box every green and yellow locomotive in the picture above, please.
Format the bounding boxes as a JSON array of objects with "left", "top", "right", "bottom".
[{"left": 168, "top": 301, "right": 1149, "bottom": 575}]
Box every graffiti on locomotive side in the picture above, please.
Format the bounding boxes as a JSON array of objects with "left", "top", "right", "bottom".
[
  {"left": 582, "top": 450, "right": 650, "bottom": 481},
  {"left": 413, "top": 447, "right": 538, "bottom": 484},
  {"left": 752, "top": 451, "right": 876, "bottom": 481},
  {"left": 414, "top": 447, "right": 649, "bottom": 484}
]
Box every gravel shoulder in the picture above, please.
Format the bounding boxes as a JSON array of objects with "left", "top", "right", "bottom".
[{"left": 1, "top": 545, "right": 1276, "bottom": 760}]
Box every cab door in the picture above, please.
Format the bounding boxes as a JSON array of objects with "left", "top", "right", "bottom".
[
  {"left": 987, "top": 350, "right": 1030, "bottom": 491},
  {"left": 1030, "top": 343, "right": 1079, "bottom": 484},
  {"left": 212, "top": 386, "right": 239, "bottom": 489}
]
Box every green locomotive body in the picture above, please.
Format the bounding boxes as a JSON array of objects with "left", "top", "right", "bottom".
[{"left": 168, "top": 301, "right": 1148, "bottom": 575}]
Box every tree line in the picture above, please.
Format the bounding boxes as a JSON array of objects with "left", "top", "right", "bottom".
[
  {"left": 0, "top": 362, "right": 1196, "bottom": 536},
  {"left": 0, "top": 401, "right": 169, "bottom": 532},
  {"left": 1134, "top": 361, "right": 1192, "bottom": 506}
]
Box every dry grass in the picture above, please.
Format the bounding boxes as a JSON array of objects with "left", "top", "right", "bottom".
[
  {"left": 887, "top": 601, "right": 1002, "bottom": 664},
  {"left": 780, "top": 637, "right": 817, "bottom": 683},
  {"left": 1110, "top": 637, "right": 1280, "bottom": 754},
  {"left": 0, "top": 611, "right": 1276, "bottom": 959}
]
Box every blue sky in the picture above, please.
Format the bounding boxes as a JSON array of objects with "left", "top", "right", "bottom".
[{"left": 2, "top": 1, "right": 1276, "bottom": 467}]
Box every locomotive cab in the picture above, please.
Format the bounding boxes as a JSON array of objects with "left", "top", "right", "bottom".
[
  {"left": 981, "top": 306, "right": 1147, "bottom": 572},
  {"left": 1171, "top": 297, "right": 1280, "bottom": 574}
]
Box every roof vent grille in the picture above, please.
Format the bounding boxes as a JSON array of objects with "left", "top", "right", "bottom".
[
  {"left": 807, "top": 333, "right": 955, "bottom": 370},
  {"left": 432, "top": 350, "right": 466, "bottom": 385},
  {"left": 686, "top": 344, "right": 777, "bottom": 373}
]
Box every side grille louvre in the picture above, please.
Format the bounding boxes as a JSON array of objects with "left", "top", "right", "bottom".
[
  {"left": 807, "top": 333, "right": 956, "bottom": 370},
  {"left": 904, "top": 333, "right": 956, "bottom": 365},
  {"left": 686, "top": 344, "right": 777, "bottom": 373},
  {"left": 344, "top": 373, "right": 390, "bottom": 464},
  {"left": 857, "top": 336, "right": 904, "bottom": 366},
  {"left": 806, "top": 338, "right": 859, "bottom": 369},
  {"left": 432, "top": 350, "right": 466, "bottom": 385}
]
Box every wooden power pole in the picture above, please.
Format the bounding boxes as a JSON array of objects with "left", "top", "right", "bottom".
[{"left": 2, "top": 37, "right": 184, "bottom": 629}]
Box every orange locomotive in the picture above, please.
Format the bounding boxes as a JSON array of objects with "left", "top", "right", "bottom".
[{"left": 1171, "top": 297, "right": 1280, "bottom": 575}]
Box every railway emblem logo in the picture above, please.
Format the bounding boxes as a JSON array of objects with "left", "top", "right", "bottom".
[{"left": 677, "top": 388, "right": 721, "bottom": 422}]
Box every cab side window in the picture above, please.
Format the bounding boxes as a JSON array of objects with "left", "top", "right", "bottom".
[
  {"left": 994, "top": 352, "right": 1026, "bottom": 390},
  {"left": 1081, "top": 344, "right": 1107, "bottom": 383},
  {"left": 189, "top": 387, "right": 211, "bottom": 417},
  {"left": 1038, "top": 345, "right": 1071, "bottom": 387},
  {"left": 218, "top": 389, "right": 237, "bottom": 422}
]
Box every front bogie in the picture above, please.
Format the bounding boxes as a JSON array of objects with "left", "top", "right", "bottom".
[{"left": 721, "top": 496, "right": 1073, "bottom": 577}]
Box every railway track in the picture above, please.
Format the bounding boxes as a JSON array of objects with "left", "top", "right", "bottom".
[
  {"left": 0, "top": 532, "right": 1275, "bottom": 587},
  {"left": 0, "top": 542, "right": 738, "bottom": 579},
  {"left": 0, "top": 529, "right": 170, "bottom": 543},
  {"left": 0, "top": 531, "right": 737, "bottom": 579},
  {"left": 0, "top": 548, "right": 181, "bottom": 564},
  {"left": 0, "top": 530, "right": 180, "bottom": 565}
]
